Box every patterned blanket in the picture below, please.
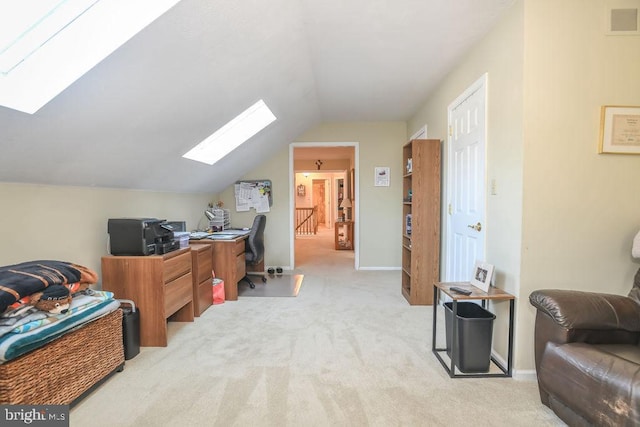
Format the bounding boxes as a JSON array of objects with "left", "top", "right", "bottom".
[
  {"left": 0, "top": 293, "right": 119, "bottom": 363},
  {"left": 0, "top": 261, "right": 98, "bottom": 314},
  {"left": 0, "top": 290, "right": 113, "bottom": 338}
]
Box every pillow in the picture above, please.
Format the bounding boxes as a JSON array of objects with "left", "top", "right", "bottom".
[{"left": 0, "top": 261, "right": 98, "bottom": 314}]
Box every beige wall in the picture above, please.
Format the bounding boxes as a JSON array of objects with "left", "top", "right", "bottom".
[
  {"left": 520, "top": 0, "right": 640, "bottom": 363},
  {"left": 409, "top": 0, "right": 640, "bottom": 373},
  {"left": 0, "top": 182, "right": 213, "bottom": 285},
  {"left": 294, "top": 159, "right": 351, "bottom": 171},
  {"left": 522, "top": 0, "right": 640, "bottom": 290},
  {"left": 218, "top": 122, "right": 407, "bottom": 269}
]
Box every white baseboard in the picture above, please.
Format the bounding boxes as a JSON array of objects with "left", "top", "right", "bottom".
[
  {"left": 265, "top": 266, "right": 292, "bottom": 271},
  {"left": 513, "top": 370, "right": 537, "bottom": 381},
  {"left": 491, "top": 351, "right": 537, "bottom": 381}
]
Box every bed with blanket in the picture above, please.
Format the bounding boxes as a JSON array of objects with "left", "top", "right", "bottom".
[{"left": 0, "top": 260, "right": 124, "bottom": 405}]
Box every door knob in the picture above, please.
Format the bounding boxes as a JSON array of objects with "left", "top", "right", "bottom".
[{"left": 467, "top": 222, "right": 482, "bottom": 232}]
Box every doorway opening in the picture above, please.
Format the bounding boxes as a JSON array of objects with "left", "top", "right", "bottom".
[{"left": 289, "top": 143, "right": 358, "bottom": 270}]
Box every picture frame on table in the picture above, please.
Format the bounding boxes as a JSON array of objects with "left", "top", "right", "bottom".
[
  {"left": 470, "top": 261, "right": 494, "bottom": 293},
  {"left": 598, "top": 105, "right": 640, "bottom": 154}
]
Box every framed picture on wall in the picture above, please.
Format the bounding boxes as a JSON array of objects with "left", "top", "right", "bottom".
[
  {"left": 598, "top": 105, "right": 640, "bottom": 154},
  {"left": 374, "top": 167, "right": 390, "bottom": 187}
]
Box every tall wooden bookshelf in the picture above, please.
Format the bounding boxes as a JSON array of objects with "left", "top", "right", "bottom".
[{"left": 402, "top": 139, "right": 441, "bottom": 305}]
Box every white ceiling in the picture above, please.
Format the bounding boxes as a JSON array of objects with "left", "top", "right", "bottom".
[{"left": 0, "top": 0, "right": 515, "bottom": 193}]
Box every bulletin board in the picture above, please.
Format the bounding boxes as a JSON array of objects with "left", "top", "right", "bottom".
[{"left": 234, "top": 180, "right": 273, "bottom": 213}]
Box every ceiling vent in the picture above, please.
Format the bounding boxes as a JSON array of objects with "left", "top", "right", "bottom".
[{"left": 606, "top": 1, "right": 640, "bottom": 35}]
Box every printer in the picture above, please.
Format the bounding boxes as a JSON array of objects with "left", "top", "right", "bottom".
[{"left": 107, "top": 218, "right": 179, "bottom": 256}]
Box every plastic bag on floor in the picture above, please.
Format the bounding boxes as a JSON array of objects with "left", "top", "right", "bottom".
[{"left": 212, "top": 278, "right": 225, "bottom": 304}]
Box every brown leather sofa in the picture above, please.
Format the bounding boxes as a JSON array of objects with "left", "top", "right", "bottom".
[{"left": 529, "top": 289, "right": 640, "bottom": 426}]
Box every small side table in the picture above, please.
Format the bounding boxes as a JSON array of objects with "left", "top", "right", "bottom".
[
  {"left": 335, "top": 220, "right": 354, "bottom": 250},
  {"left": 432, "top": 282, "right": 515, "bottom": 378}
]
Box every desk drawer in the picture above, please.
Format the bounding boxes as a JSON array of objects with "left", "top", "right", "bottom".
[
  {"left": 234, "top": 239, "right": 246, "bottom": 256},
  {"left": 197, "top": 253, "right": 212, "bottom": 284},
  {"left": 196, "top": 279, "right": 213, "bottom": 315},
  {"left": 236, "top": 253, "right": 246, "bottom": 279},
  {"left": 164, "top": 273, "right": 193, "bottom": 317},
  {"left": 164, "top": 250, "right": 191, "bottom": 283},
  {"left": 191, "top": 245, "right": 212, "bottom": 284}
]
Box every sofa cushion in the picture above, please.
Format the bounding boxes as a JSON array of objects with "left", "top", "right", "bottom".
[
  {"left": 539, "top": 342, "right": 640, "bottom": 425},
  {"left": 592, "top": 343, "right": 640, "bottom": 365}
]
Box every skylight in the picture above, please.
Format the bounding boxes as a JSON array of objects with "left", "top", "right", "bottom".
[
  {"left": 0, "top": 0, "right": 181, "bottom": 114},
  {"left": 182, "top": 100, "right": 277, "bottom": 166}
]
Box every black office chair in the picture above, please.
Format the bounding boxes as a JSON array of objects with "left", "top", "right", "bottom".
[{"left": 242, "top": 214, "right": 267, "bottom": 289}]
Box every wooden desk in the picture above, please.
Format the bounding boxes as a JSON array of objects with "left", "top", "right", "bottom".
[
  {"left": 189, "top": 235, "right": 247, "bottom": 301},
  {"left": 335, "top": 221, "right": 354, "bottom": 250},
  {"left": 101, "top": 247, "right": 194, "bottom": 347},
  {"left": 432, "top": 282, "right": 515, "bottom": 378}
]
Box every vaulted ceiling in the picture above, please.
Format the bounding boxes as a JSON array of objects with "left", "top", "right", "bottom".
[{"left": 0, "top": 0, "right": 515, "bottom": 193}]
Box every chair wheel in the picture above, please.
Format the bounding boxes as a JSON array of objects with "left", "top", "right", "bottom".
[
  {"left": 249, "top": 283, "right": 255, "bottom": 289},
  {"left": 261, "top": 276, "right": 267, "bottom": 282}
]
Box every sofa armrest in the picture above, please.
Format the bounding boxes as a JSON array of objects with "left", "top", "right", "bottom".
[
  {"left": 529, "top": 289, "right": 640, "bottom": 374},
  {"left": 529, "top": 289, "right": 640, "bottom": 331}
]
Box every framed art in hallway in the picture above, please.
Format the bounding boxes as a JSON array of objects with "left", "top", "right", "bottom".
[
  {"left": 374, "top": 166, "right": 390, "bottom": 186},
  {"left": 598, "top": 105, "right": 640, "bottom": 154}
]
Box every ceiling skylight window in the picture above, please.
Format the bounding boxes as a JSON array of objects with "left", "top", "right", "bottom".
[
  {"left": 0, "top": 0, "right": 181, "bottom": 114},
  {"left": 1, "top": 0, "right": 99, "bottom": 75},
  {"left": 183, "top": 100, "right": 277, "bottom": 166}
]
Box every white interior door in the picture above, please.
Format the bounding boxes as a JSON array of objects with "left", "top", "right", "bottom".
[{"left": 446, "top": 75, "right": 487, "bottom": 282}]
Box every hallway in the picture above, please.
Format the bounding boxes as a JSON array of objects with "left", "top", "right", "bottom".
[{"left": 294, "top": 225, "right": 354, "bottom": 273}]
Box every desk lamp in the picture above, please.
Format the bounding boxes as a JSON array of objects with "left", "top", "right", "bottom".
[
  {"left": 199, "top": 210, "right": 215, "bottom": 232},
  {"left": 339, "top": 198, "right": 351, "bottom": 221}
]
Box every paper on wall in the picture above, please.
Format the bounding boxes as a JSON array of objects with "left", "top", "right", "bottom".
[
  {"left": 234, "top": 184, "right": 250, "bottom": 211},
  {"left": 255, "top": 193, "right": 270, "bottom": 213},
  {"left": 235, "top": 182, "right": 270, "bottom": 212}
]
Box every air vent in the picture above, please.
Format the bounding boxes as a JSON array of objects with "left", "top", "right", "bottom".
[{"left": 606, "top": 1, "right": 640, "bottom": 35}]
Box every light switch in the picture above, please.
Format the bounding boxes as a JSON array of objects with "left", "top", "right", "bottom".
[{"left": 490, "top": 179, "right": 497, "bottom": 195}]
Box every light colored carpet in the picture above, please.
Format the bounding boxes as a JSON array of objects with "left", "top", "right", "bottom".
[
  {"left": 238, "top": 274, "right": 304, "bottom": 297},
  {"left": 70, "top": 226, "right": 563, "bottom": 426}
]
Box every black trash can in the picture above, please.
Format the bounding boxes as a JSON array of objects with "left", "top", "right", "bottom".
[
  {"left": 119, "top": 299, "right": 140, "bottom": 360},
  {"left": 444, "top": 302, "right": 495, "bottom": 373}
]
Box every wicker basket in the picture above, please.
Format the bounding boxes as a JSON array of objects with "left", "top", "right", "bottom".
[{"left": 0, "top": 309, "right": 124, "bottom": 405}]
